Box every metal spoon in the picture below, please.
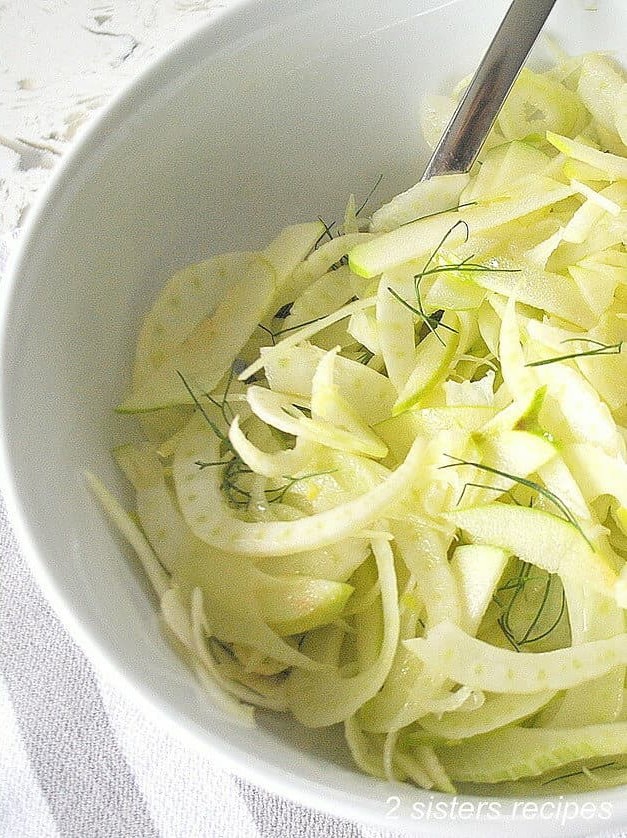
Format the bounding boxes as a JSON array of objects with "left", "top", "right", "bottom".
[{"left": 421, "top": 0, "right": 558, "bottom": 180}]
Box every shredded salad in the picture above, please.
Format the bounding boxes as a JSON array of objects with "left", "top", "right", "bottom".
[{"left": 89, "top": 49, "right": 627, "bottom": 794}]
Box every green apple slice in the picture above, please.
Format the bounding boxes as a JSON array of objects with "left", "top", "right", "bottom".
[
  {"left": 348, "top": 179, "right": 575, "bottom": 279},
  {"left": 446, "top": 503, "right": 617, "bottom": 596}
]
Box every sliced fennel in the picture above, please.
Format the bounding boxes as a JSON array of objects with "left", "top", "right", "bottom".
[
  {"left": 405, "top": 621, "right": 627, "bottom": 693},
  {"left": 435, "top": 722, "right": 627, "bottom": 783},
  {"left": 286, "top": 537, "right": 399, "bottom": 726},
  {"left": 86, "top": 472, "right": 169, "bottom": 597},
  {"left": 417, "top": 690, "right": 555, "bottom": 741},
  {"left": 576, "top": 53, "right": 627, "bottom": 155},
  {"left": 119, "top": 255, "right": 275, "bottom": 413},
  {"left": 172, "top": 425, "right": 426, "bottom": 556},
  {"left": 547, "top": 132, "right": 627, "bottom": 181},
  {"left": 262, "top": 341, "right": 395, "bottom": 426},
  {"left": 393, "top": 312, "right": 460, "bottom": 414},
  {"left": 92, "top": 49, "right": 627, "bottom": 795}
]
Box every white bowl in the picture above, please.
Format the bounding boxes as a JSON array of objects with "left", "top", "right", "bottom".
[{"left": 1, "top": 0, "right": 625, "bottom": 834}]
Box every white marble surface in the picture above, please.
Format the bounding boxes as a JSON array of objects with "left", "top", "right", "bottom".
[{"left": 0, "top": 0, "right": 224, "bottom": 233}]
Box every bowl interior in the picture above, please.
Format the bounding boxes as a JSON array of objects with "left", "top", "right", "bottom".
[{"left": 2, "top": 0, "right": 626, "bottom": 833}]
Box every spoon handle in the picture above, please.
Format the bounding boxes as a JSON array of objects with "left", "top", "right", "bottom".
[{"left": 421, "top": 0, "right": 558, "bottom": 180}]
